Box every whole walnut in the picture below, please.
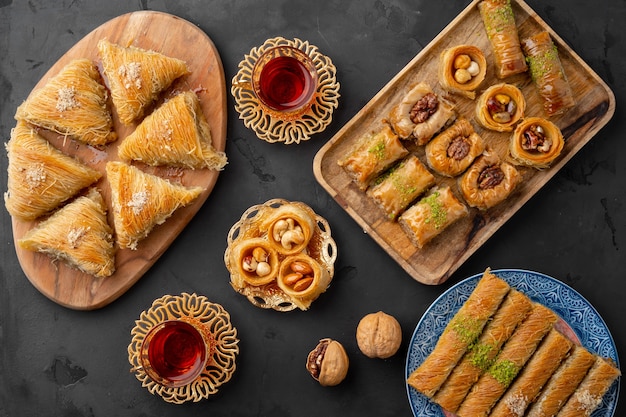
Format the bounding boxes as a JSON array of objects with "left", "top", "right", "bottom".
[{"left": 356, "top": 311, "right": 402, "bottom": 359}]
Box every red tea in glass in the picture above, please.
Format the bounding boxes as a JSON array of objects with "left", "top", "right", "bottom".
[
  {"left": 253, "top": 46, "right": 318, "bottom": 114},
  {"left": 141, "top": 320, "right": 207, "bottom": 387}
]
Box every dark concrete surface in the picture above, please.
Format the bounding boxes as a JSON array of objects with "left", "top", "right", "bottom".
[{"left": 1, "top": 0, "right": 625, "bottom": 416}]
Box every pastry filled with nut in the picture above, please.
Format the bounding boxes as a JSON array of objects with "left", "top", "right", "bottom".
[{"left": 438, "top": 45, "right": 487, "bottom": 100}]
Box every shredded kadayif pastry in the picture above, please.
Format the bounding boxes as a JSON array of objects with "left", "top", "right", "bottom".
[
  {"left": 4, "top": 121, "right": 102, "bottom": 220},
  {"left": 98, "top": 39, "right": 190, "bottom": 125},
  {"left": 106, "top": 161, "right": 204, "bottom": 250},
  {"left": 18, "top": 188, "right": 115, "bottom": 278},
  {"left": 14, "top": 58, "right": 117, "bottom": 147},
  {"left": 117, "top": 90, "right": 227, "bottom": 170}
]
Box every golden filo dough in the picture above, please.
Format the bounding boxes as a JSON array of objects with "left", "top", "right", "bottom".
[
  {"left": 98, "top": 39, "right": 190, "bottom": 125},
  {"left": 475, "top": 83, "right": 526, "bottom": 132},
  {"left": 277, "top": 253, "right": 330, "bottom": 311},
  {"left": 262, "top": 203, "right": 317, "bottom": 256},
  {"left": 338, "top": 124, "right": 408, "bottom": 190},
  {"left": 438, "top": 45, "right": 487, "bottom": 99},
  {"left": 4, "top": 121, "right": 102, "bottom": 220},
  {"left": 118, "top": 91, "right": 227, "bottom": 170},
  {"left": 425, "top": 118, "right": 485, "bottom": 177},
  {"left": 228, "top": 237, "right": 279, "bottom": 288},
  {"left": 510, "top": 117, "right": 564, "bottom": 169},
  {"left": 458, "top": 149, "right": 521, "bottom": 210},
  {"left": 106, "top": 161, "right": 203, "bottom": 250},
  {"left": 14, "top": 58, "right": 116, "bottom": 147},
  {"left": 18, "top": 188, "right": 115, "bottom": 278},
  {"left": 388, "top": 82, "right": 456, "bottom": 145}
]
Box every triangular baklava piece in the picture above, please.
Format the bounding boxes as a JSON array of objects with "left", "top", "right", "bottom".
[
  {"left": 18, "top": 188, "right": 115, "bottom": 278},
  {"left": 106, "top": 161, "right": 204, "bottom": 250},
  {"left": 117, "top": 91, "right": 227, "bottom": 170},
  {"left": 4, "top": 122, "right": 102, "bottom": 220},
  {"left": 14, "top": 58, "right": 117, "bottom": 147},
  {"left": 98, "top": 39, "right": 190, "bottom": 125}
]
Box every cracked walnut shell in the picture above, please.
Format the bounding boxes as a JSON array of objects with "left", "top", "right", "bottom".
[
  {"left": 356, "top": 311, "right": 402, "bottom": 359},
  {"left": 306, "top": 338, "right": 349, "bottom": 386}
]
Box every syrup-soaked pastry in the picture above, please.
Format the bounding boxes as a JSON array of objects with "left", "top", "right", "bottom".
[
  {"left": 478, "top": 0, "right": 528, "bottom": 78},
  {"left": 526, "top": 345, "right": 598, "bottom": 417},
  {"left": 388, "top": 82, "right": 456, "bottom": 144},
  {"left": 366, "top": 155, "right": 435, "bottom": 220},
  {"left": 458, "top": 149, "right": 521, "bottom": 210},
  {"left": 14, "top": 58, "right": 116, "bottom": 147},
  {"left": 433, "top": 290, "right": 533, "bottom": 413},
  {"left": 510, "top": 117, "right": 564, "bottom": 169},
  {"left": 425, "top": 118, "right": 485, "bottom": 177},
  {"left": 338, "top": 124, "right": 409, "bottom": 190},
  {"left": 475, "top": 83, "right": 526, "bottom": 132},
  {"left": 18, "top": 188, "right": 115, "bottom": 278},
  {"left": 456, "top": 303, "right": 558, "bottom": 417},
  {"left": 228, "top": 237, "right": 279, "bottom": 288},
  {"left": 4, "top": 121, "right": 102, "bottom": 220},
  {"left": 557, "top": 356, "right": 621, "bottom": 417},
  {"left": 521, "top": 31, "right": 575, "bottom": 116},
  {"left": 261, "top": 202, "right": 317, "bottom": 256},
  {"left": 489, "top": 328, "right": 573, "bottom": 417},
  {"left": 398, "top": 186, "right": 468, "bottom": 249},
  {"left": 106, "top": 161, "right": 203, "bottom": 250},
  {"left": 277, "top": 253, "right": 331, "bottom": 311},
  {"left": 407, "top": 269, "right": 510, "bottom": 397},
  {"left": 98, "top": 39, "right": 190, "bottom": 125},
  {"left": 117, "top": 91, "right": 227, "bottom": 170},
  {"left": 438, "top": 45, "right": 487, "bottom": 99}
]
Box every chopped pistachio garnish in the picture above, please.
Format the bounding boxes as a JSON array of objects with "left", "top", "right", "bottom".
[
  {"left": 421, "top": 191, "right": 447, "bottom": 229},
  {"left": 450, "top": 315, "right": 483, "bottom": 345},
  {"left": 489, "top": 358, "right": 519, "bottom": 386},
  {"left": 526, "top": 43, "right": 561, "bottom": 82},
  {"left": 368, "top": 140, "right": 386, "bottom": 160},
  {"left": 468, "top": 342, "right": 496, "bottom": 371}
]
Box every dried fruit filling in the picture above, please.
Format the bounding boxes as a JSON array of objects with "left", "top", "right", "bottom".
[
  {"left": 486, "top": 94, "right": 517, "bottom": 124},
  {"left": 522, "top": 124, "right": 551, "bottom": 153}
]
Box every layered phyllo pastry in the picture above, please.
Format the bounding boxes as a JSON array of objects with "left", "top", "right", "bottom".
[
  {"left": 438, "top": 45, "right": 487, "bottom": 99},
  {"left": 277, "top": 253, "right": 331, "bottom": 311},
  {"left": 106, "top": 161, "right": 203, "bottom": 250},
  {"left": 521, "top": 31, "right": 575, "bottom": 116},
  {"left": 398, "top": 186, "right": 468, "bottom": 249},
  {"left": 261, "top": 202, "right": 317, "bottom": 256},
  {"left": 117, "top": 90, "right": 227, "bottom": 170},
  {"left": 367, "top": 155, "right": 435, "bottom": 220},
  {"left": 475, "top": 83, "right": 526, "bottom": 132},
  {"left": 98, "top": 39, "right": 190, "bottom": 125},
  {"left": 228, "top": 237, "right": 280, "bottom": 287},
  {"left": 4, "top": 121, "right": 102, "bottom": 220},
  {"left": 338, "top": 124, "right": 409, "bottom": 190},
  {"left": 425, "top": 118, "right": 485, "bottom": 177},
  {"left": 458, "top": 149, "right": 521, "bottom": 210},
  {"left": 14, "top": 58, "right": 116, "bottom": 147},
  {"left": 510, "top": 117, "right": 564, "bottom": 168},
  {"left": 18, "top": 188, "right": 115, "bottom": 278},
  {"left": 478, "top": 0, "right": 528, "bottom": 78},
  {"left": 388, "top": 82, "right": 456, "bottom": 145}
]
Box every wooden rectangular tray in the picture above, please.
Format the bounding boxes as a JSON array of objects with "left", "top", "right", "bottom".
[{"left": 313, "top": 0, "right": 615, "bottom": 285}]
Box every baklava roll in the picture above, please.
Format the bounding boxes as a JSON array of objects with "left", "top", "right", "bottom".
[
  {"left": 398, "top": 186, "right": 468, "bottom": 249},
  {"left": 458, "top": 149, "right": 521, "bottom": 210},
  {"left": 475, "top": 83, "right": 526, "bottom": 132},
  {"left": 228, "top": 237, "right": 280, "bottom": 288},
  {"left": 425, "top": 118, "right": 485, "bottom": 177},
  {"left": 456, "top": 303, "right": 558, "bottom": 417},
  {"left": 407, "top": 269, "right": 510, "bottom": 397},
  {"left": 262, "top": 203, "right": 317, "bottom": 256},
  {"left": 521, "top": 31, "right": 575, "bottom": 116},
  {"left": 388, "top": 82, "right": 456, "bottom": 144},
  {"left": 439, "top": 45, "right": 487, "bottom": 99},
  {"left": 338, "top": 124, "right": 409, "bottom": 190},
  {"left": 526, "top": 345, "right": 597, "bottom": 417},
  {"left": 556, "top": 356, "right": 621, "bottom": 417},
  {"left": 366, "top": 155, "right": 435, "bottom": 220},
  {"left": 489, "top": 328, "right": 573, "bottom": 417},
  {"left": 510, "top": 117, "right": 564, "bottom": 169},
  {"left": 277, "top": 253, "right": 331, "bottom": 311},
  {"left": 478, "top": 0, "right": 528, "bottom": 78},
  {"left": 433, "top": 290, "right": 533, "bottom": 413}
]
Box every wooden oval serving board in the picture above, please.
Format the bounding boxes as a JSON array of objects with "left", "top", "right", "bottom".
[
  {"left": 10, "top": 11, "right": 227, "bottom": 309},
  {"left": 313, "top": 0, "right": 615, "bottom": 285}
]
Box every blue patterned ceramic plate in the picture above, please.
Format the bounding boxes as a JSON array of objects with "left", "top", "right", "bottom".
[{"left": 405, "top": 269, "right": 620, "bottom": 417}]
